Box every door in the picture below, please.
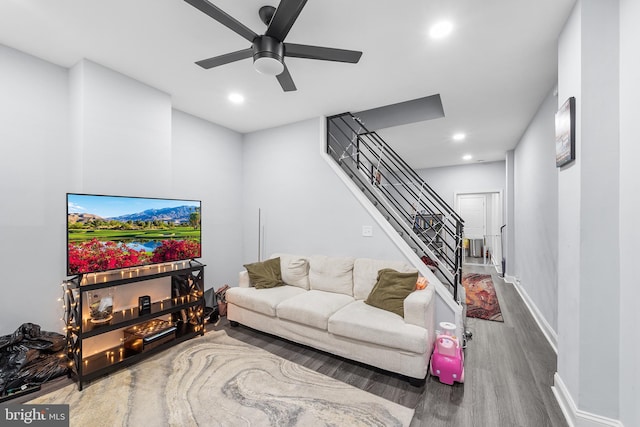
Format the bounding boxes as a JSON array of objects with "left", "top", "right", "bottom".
[{"left": 457, "top": 194, "right": 486, "bottom": 239}]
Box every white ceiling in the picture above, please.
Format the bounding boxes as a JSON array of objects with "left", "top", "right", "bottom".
[{"left": 0, "top": 0, "right": 575, "bottom": 169}]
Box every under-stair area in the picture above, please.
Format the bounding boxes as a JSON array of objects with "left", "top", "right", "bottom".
[{"left": 326, "top": 112, "right": 465, "bottom": 304}]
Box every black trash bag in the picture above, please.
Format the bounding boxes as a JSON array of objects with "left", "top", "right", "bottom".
[
  {"left": 203, "top": 287, "right": 219, "bottom": 323},
  {"left": 0, "top": 323, "right": 68, "bottom": 396}
]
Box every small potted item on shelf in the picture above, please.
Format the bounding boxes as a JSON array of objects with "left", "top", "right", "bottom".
[{"left": 88, "top": 288, "right": 114, "bottom": 324}]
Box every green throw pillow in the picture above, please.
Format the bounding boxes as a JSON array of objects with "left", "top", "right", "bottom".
[
  {"left": 365, "top": 268, "right": 418, "bottom": 317},
  {"left": 244, "top": 257, "right": 284, "bottom": 289}
]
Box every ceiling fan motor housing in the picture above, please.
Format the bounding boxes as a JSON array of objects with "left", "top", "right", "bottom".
[{"left": 252, "top": 36, "right": 285, "bottom": 75}]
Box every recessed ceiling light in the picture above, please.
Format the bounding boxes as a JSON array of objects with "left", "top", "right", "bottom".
[
  {"left": 429, "top": 21, "right": 453, "bottom": 39},
  {"left": 228, "top": 93, "right": 245, "bottom": 104},
  {"left": 462, "top": 154, "right": 473, "bottom": 161},
  {"left": 452, "top": 132, "right": 466, "bottom": 141}
]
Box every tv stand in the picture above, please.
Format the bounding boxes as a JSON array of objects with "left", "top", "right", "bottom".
[{"left": 63, "top": 262, "right": 206, "bottom": 390}]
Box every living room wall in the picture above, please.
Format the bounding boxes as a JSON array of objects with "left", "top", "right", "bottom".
[
  {"left": 1, "top": 44, "right": 71, "bottom": 337},
  {"left": 241, "top": 118, "right": 407, "bottom": 263},
  {"left": 0, "top": 46, "right": 244, "bottom": 335}
]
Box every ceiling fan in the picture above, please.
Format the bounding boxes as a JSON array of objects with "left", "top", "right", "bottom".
[{"left": 184, "top": 0, "right": 363, "bottom": 92}]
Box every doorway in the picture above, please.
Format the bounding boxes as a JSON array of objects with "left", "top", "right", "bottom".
[{"left": 455, "top": 191, "right": 503, "bottom": 271}]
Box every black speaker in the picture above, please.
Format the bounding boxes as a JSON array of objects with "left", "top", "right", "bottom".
[{"left": 138, "top": 295, "right": 151, "bottom": 316}]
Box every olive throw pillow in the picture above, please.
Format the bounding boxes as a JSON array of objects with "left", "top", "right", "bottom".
[
  {"left": 244, "top": 257, "right": 284, "bottom": 289},
  {"left": 365, "top": 268, "right": 418, "bottom": 317}
]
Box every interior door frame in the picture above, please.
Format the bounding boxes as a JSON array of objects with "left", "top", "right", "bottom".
[{"left": 454, "top": 189, "right": 504, "bottom": 267}]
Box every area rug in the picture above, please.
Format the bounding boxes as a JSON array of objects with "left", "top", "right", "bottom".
[
  {"left": 462, "top": 273, "right": 504, "bottom": 322},
  {"left": 28, "top": 330, "right": 414, "bottom": 426}
]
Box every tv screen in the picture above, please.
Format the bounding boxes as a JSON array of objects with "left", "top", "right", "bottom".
[{"left": 67, "top": 193, "right": 201, "bottom": 275}]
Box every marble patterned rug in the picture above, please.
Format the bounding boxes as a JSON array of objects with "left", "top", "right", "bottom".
[{"left": 29, "top": 330, "right": 414, "bottom": 426}]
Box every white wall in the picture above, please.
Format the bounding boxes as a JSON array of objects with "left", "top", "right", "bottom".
[
  {"left": 415, "top": 161, "right": 506, "bottom": 209},
  {"left": 513, "top": 87, "right": 559, "bottom": 334},
  {"left": 242, "top": 118, "right": 407, "bottom": 262},
  {"left": 0, "top": 44, "right": 71, "bottom": 334},
  {"left": 171, "top": 110, "right": 244, "bottom": 289},
  {"left": 70, "top": 59, "right": 173, "bottom": 193},
  {"left": 618, "top": 0, "right": 640, "bottom": 425},
  {"left": 504, "top": 150, "right": 516, "bottom": 278},
  {"left": 0, "top": 49, "right": 244, "bottom": 334},
  {"left": 556, "top": 1, "right": 583, "bottom": 409},
  {"left": 557, "top": 0, "right": 621, "bottom": 422},
  {"left": 578, "top": 0, "right": 620, "bottom": 417}
]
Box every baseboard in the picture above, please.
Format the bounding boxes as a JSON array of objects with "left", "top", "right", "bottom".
[
  {"left": 505, "top": 276, "right": 558, "bottom": 353},
  {"left": 553, "top": 374, "right": 624, "bottom": 427},
  {"left": 503, "top": 274, "right": 517, "bottom": 285}
]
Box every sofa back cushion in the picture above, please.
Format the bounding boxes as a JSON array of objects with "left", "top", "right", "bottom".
[
  {"left": 353, "top": 258, "right": 417, "bottom": 300},
  {"left": 308, "top": 255, "right": 355, "bottom": 296},
  {"left": 270, "top": 253, "right": 310, "bottom": 290}
]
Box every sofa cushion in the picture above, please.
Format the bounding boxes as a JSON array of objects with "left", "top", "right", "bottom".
[
  {"left": 226, "top": 285, "right": 305, "bottom": 317},
  {"left": 277, "top": 290, "right": 354, "bottom": 330},
  {"left": 328, "top": 300, "right": 428, "bottom": 354},
  {"left": 244, "top": 257, "right": 284, "bottom": 289},
  {"left": 308, "top": 255, "right": 355, "bottom": 296},
  {"left": 353, "top": 258, "right": 417, "bottom": 300},
  {"left": 271, "top": 253, "right": 310, "bottom": 290},
  {"left": 365, "top": 268, "right": 419, "bottom": 317}
]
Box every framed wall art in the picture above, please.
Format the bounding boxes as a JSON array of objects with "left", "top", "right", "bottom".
[{"left": 555, "top": 96, "right": 576, "bottom": 167}]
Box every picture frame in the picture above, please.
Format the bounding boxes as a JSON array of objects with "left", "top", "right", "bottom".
[{"left": 555, "top": 96, "right": 576, "bottom": 167}]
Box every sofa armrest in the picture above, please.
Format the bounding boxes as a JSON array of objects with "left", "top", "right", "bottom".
[
  {"left": 238, "top": 270, "right": 252, "bottom": 288},
  {"left": 403, "top": 286, "right": 436, "bottom": 334}
]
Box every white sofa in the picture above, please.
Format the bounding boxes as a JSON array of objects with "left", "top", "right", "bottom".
[{"left": 226, "top": 253, "right": 436, "bottom": 382}]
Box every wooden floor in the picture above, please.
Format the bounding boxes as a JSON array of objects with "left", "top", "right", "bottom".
[
  {"left": 220, "top": 264, "right": 568, "bottom": 427},
  {"left": 11, "top": 265, "right": 567, "bottom": 426}
]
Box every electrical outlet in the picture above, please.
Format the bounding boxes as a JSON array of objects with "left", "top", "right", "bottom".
[{"left": 362, "top": 225, "right": 373, "bottom": 237}]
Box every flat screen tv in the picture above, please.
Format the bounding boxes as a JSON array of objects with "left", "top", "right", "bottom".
[{"left": 67, "top": 193, "right": 201, "bottom": 276}]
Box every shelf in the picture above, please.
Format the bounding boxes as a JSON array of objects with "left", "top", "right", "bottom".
[
  {"left": 68, "top": 262, "right": 204, "bottom": 292},
  {"left": 64, "top": 263, "right": 206, "bottom": 390},
  {"left": 77, "top": 324, "right": 202, "bottom": 379},
  {"left": 77, "top": 296, "right": 203, "bottom": 338}
]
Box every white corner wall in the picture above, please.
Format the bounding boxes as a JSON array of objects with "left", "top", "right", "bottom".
[
  {"left": 556, "top": 0, "right": 622, "bottom": 424},
  {"left": 513, "top": 86, "right": 559, "bottom": 339},
  {"left": 70, "top": 59, "right": 173, "bottom": 193},
  {"left": 171, "top": 110, "right": 244, "bottom": 288},
  {"left": 0, "top": 44, "right": 71, "bottom": 334},
  {"left": 619, "top": 0, "right": 640, "bottom": 425},
  {"left": 556, "top": 0, "right": 583, "bottom": 411}
]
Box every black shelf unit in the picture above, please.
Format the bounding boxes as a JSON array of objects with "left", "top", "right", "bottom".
[{"left": 63, "top": 262, "right": 206, "bottom": 390}]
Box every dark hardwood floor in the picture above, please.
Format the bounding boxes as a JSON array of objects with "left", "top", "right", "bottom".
[
  {"left": 10, "top": 265, "right": 567, "bottom": 426},
  {"left": 219, "top": 264, "right": 568, "bottom": 427}
]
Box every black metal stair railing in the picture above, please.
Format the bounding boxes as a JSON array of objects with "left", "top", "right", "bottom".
[{"left": 326, "top": 112, "right": 464, "bottom": 301}]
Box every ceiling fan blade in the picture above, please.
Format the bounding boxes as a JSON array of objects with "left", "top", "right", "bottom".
[
  {"left": 276, "top": 65, "right": 297, "bottom": 92},
  {"left": 184, "top": 0, "right": 257, "bottom": 42},
  {"left": 195, "top": 48, "right": 253, "bottom": 69},
  {"left": 285, "top": 43, "right": 363, "bottom": 63},
  {"left": 265, "top": 0, "right": 308, "bottom": 41}
]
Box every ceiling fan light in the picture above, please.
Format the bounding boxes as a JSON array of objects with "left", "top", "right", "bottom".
[
  {"left": 253, "top": 55, "right": 284, "bottom": 76},
  {"left": 430, "top": 21, "right": 453, "bottom": 39}
]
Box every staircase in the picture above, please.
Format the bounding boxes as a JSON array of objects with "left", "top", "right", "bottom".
[{"left": 326, "top": 112, "right": 464, "bottom": 302}]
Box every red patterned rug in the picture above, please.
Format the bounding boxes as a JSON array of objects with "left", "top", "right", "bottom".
[{"left": 462, "top": 273, "right": 504, "bottom": 322}]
